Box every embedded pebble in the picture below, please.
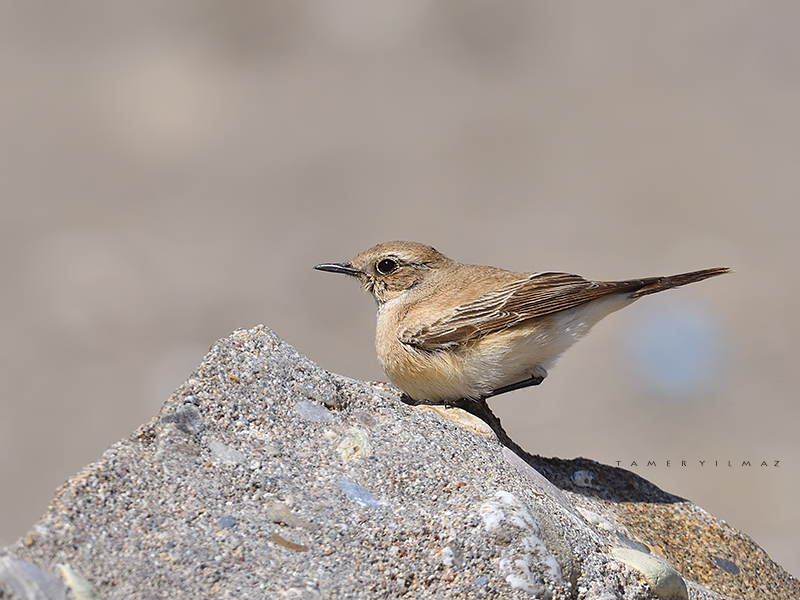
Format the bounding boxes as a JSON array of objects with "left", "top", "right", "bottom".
[
  {"left": 295, "top": 381, "right": 340, "bottom": 408},
  {"left": 294, "top": 400, "right": 334, "bottom": 423},
  {"left": 217, "top": 516, "right": 237, "bottom": 529},
  {"left": 336, "top": 427, "right": 372, "bottom": 459},
  {"left": 441, "top": 546, "right": 463, "bottom": 568},
  {"left": 270, "top": 533, "right": 309, "bottom": 553},
  {"left": 611, "top": 547, "right": 688, "bottom": 599},
  {"left": 57, "top": 564, "right": 103, "bottom": 600},
  {"left": 576, "top": 507, "right": 615, "bottom": 532},
  {"left": 352, "top": 411, "right": 377, "bottom": 428},
  {"left": 208, "top": 440, "right": 246, "bottom": 465},
  {"left": 480, "top": 491, "right": 563, "bottom": 591},
  {"left": 337, "top": 478, "right": 380, "bottom": 508},
  {"left": 263, "top": 501, "right": 317, "bottom": 529},
  {"left": 160, "top": 405, "right": 206, "bottom": 435},
  {"left": 713, "top": 556, "right": 740, "bottom": 576}
]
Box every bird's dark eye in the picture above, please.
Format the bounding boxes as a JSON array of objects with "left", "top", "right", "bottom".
[{"left": 376, "top": 258, "right": 398, "bottom": 275}]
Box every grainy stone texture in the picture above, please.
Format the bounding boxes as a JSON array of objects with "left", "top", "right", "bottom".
[{"left": 0, "top": 326, "right": 797, "bottom": 599}]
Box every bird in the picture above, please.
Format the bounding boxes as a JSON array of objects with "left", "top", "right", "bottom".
[{"left": 314, "top": 241, "right": 730, "bottom": 406}]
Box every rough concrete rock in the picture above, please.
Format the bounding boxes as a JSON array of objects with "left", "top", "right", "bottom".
[{"left": 0, "top": 326, "right": 797, "bottom": 599}]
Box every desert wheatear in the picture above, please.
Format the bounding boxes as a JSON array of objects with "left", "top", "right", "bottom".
[{"left": 315, "top": 241, "right": 729, "bottom": 406}]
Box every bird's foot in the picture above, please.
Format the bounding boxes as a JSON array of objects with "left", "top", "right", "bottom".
[
  {"left": 400, "top": 394, "right": 438, "bottom": 407},
  {"left": 400, "top": 394, "right": 463, "bottom": 410}
]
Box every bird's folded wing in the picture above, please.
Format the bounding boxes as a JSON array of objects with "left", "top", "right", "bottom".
[{"left": 399, "top": 272, "right": 622, "bottom": 349}]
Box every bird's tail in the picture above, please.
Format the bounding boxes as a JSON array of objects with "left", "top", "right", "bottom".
[{"left": 620, "top": 267, "right": 732, "bottom": 298}]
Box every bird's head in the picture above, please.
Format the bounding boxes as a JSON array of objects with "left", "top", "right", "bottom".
[{"left": 314, "top": 241, "right": 453, "bottom": 304}]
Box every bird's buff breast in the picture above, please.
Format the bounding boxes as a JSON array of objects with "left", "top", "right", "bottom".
[
  {"left": 375, "top": 325, "right": 536, "bottom": 403},
  {"left": 374, "top": 307, "right": 612, "bottom": 402},
  {"left": 376, "top": 338, "right": 483, "bottom": 402}
]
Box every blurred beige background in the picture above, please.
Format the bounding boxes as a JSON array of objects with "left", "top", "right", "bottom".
[{"left": 1, "top": 0, "right": 798, "bottom": 576}]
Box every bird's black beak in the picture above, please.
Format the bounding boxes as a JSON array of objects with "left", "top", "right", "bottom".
[{"left": 314, "top": 262, "right": 362, "bottom": 277}]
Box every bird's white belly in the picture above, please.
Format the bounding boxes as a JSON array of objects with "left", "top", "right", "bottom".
[{"left": 475, "top": 293, "right": 636, "bottom": 392}]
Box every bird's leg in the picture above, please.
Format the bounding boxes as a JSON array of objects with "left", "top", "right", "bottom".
[
  {"left": 399, "top": 393, "right": 528, "bottom": 457},
  {"left": 485, "top": 374, "right": 545, "bottom": 399},
  {"left": 449, "top": 396, "right": 528, "bottom": 457}
]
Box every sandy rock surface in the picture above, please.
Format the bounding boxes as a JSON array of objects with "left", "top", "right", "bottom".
[{"left": 0, "top": 326, "right": 796, "bottom": 599}]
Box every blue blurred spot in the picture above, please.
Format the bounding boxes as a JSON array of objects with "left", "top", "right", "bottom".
[{"left": 625, "top": 302, "right": 724, "bottom": 398}]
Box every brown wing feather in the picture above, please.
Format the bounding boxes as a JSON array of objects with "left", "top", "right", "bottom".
[
  {"left": 400, "top": 272, "right": 610, "bottom": 349},
  {"left": 400, "top": 267, "right": 730, "bottom": 350}
]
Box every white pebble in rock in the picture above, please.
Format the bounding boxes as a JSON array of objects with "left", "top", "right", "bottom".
[
  {"left": 294, "top": 400, "right": 334, "bottom": 423},
  {"left": 480, "top": 491, "right": 563, "bottom": 593},
  {"left": 611, "top": 547, "right": 688, "bottom": 599},
  {"left": 441, "top": 546, "right": 463, "bottom": 568},
  {"left": 336, "top": 427, "right": 372, "bottom": 459},
  {"left": 295, "top": 381, "right": 340, "bottom": 408},
  {"left": 337, "top": 478, "right": 380, "bottom": 508},
  {"left": 575, "top": 506, "right": 615, "bottom": 532},
  {"left": 57, "top": 564, "right": 103, "bottom": 600},
  {"left": 208, "top": 440, "right": 246, "bottom": 465}
]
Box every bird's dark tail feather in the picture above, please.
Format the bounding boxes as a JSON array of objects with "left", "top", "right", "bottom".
[{"left": 622, "top": 267, "right": 732, "bottom": 298}]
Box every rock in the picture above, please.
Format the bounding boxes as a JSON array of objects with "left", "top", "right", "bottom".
[{"left": 0, "top": 325, "right": 797, "bottom": 599}]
